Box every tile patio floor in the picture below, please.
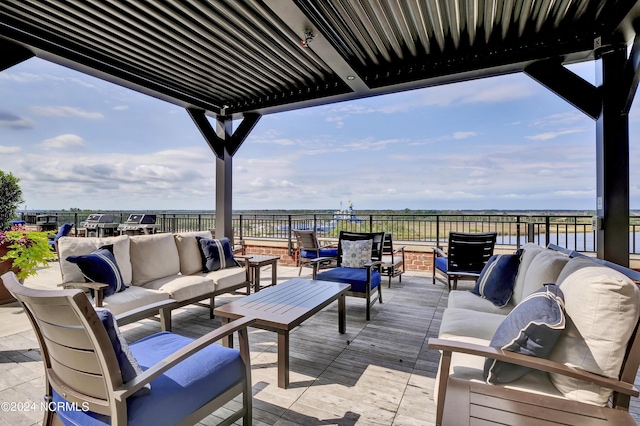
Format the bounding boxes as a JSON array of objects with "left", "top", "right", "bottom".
[{"left": 1, "top": 262, "right": 639, "bottom": 425}]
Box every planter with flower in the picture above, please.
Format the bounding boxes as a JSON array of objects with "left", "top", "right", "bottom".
[{"left": 0, "top": 225, "right": 52, "bottom": 304}]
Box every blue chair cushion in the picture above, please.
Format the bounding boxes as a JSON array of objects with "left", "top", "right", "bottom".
[
  {"left": 300, "top": 248, "right": 338, "bottom": 259},
  {"left": 49, "top": 223, "right": 73, "bottom": 247},
  {"left": 66, "top": 245, "right": 125, "bottom": 297},
  {"left": 316, "top": 267, "right": 381, "bottom": 293},
  {"left": 484, "top": 284, "right": 566, "bottom": 384},
  {"left": 52, "top": 332, "right": 244, "bottom": 426},
  {"left": 471, "top": 252, "right": 521, "bottom": 307},
  {"left": 95, "top": 308, "right": 150, "bottom": 397},
  {"left": 435, "top": 256, "right": 448, "bottom": 273},
  {"left": 195, "top": 237, "right": 237, "bottom": 272}
]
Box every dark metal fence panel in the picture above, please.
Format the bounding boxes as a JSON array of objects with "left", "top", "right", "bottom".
[{"left": 28, "top": 211, "right": 640, "bottom": 254}]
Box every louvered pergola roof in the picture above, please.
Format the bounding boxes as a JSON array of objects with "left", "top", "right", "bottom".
[{"left": 1, "top": 0, "right": 639, "bottom": 119}]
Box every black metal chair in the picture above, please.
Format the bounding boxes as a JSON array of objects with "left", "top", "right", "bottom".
[
  {"left": 433, "top": 232, "right": 497, "bottom": 290},
  {"left": 312, "top": 231, "right": 385, "bottom": 320}
]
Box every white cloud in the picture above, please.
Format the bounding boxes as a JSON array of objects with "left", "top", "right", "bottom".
[
  {"left": 113, "top": 105, "right": 129, "bottom": 111},
  {"left": 326, "top": 115, "right": 346, "bottom": 128},
  {"left": 462, "top": 83, "right": 536, "bottom": 104},
  {"left": 41, "top": 134, "right": 85, "bottom": 149},
  {"left": 0, "top": 72, "right": 43, "bottom": 83},
  {"left": 30, "top": 106, "right": 104, "bottom": 119},
  {"left": 526, "top": 128, "right": 583, "bottom": 141},
  {"left": 452, "top": 131, "right": 478, "bottom": 139},
  {"left": 272, "top": 138, "right": 295, "bottom": 145},
  {"left": 533, "top": 112, "right": 586, "bottom": 127},
  {"left": 249, "top": 178, "right": 296, "bottom": 188},
  {"left": 0, "top": 145, "right": 21, "bottom": 154}
]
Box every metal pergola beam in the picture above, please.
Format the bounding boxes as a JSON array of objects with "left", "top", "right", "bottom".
[
  {"left": 187, "top": 109, "right": 261, "bottom": 241},
  {"left": 623, "top": 32, "right": 640, "bottom": 114},
  {"left": 0, "top": 38, "right": 33, "bottom": 72},
  {"left": 524, "top": 59, "right": 602, "bottom": 120}
]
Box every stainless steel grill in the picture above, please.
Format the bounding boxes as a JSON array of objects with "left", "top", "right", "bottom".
[
  {"left": 117, "top": 214, "right": 160, "bottom": 236},
  {"left": 82, "top": 214, "right": 119, "bottom": 238}
]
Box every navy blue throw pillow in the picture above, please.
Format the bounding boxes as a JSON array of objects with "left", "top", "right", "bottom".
[
  {"left": 66, "top": 245, "right": 125, "bottom": 298},
  {"left": 196, "top": 237, "right": 237, "bottom": 272},
  {"left": 472, "top": 251, "right": 521, "bottom": 307},
  {"left": 484, "top": 284, "right": 566, "bottom": 384},
  {"left": 95, "top": 308, "right": 150, "bottom": 397}
]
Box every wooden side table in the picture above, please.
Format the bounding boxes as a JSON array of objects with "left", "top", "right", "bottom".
[{"left": 246, "top": 254, "right": 279, "bottom": 292}]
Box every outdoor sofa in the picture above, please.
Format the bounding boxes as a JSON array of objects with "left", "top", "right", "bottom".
[
  {"left": 430, "top": 243, "right": 640, "bottom": 424},
  {"left": 56, "top": 231, "right": 250, "bottom": 331}
]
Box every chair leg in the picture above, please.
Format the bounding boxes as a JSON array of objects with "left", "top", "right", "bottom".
[{"left": 378, "top": 285, "right": 382, "bottom": 304}]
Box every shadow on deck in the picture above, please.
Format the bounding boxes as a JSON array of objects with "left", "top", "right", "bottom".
[{"left": 1, "top": 264, "right": 639, "bottom": 425}]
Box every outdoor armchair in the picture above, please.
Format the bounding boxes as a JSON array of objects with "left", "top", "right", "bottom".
[
  {"left": 433, "top": 232, "right": 497, "bottom": 290},
  {"left": 312, "top": 231, "right": 385, "bottom": 320},
  {"left": 2, "top": 271, "right": 255, "bottom": 426},
  {"left": 380, "top": 232, "right": 405, "bottom": 287},
  {"left": 293, "top": 229, "right": 338, "bottom": 276}
]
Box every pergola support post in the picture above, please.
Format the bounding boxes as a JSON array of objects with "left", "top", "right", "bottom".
[
  {"left": 187, "top": 109, "right": 261, "bottom": 242},
  {"left": 596, "top": 45, "right": 630, "bottom": 266},
  {"left": 215, "top": 118, "right": 234, "bottom": 241}
]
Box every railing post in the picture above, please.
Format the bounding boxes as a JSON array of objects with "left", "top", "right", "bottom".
[
  {"left": 239, "top": 215, "right": 244, "bottom": 240},
  {"left": 197, "top": 214, "right": 202, "bottom": 231},
  {"left": 436, "top": 215, "right": 440, "bottom": 247},
  {"left": 74, "top": 212, "right": 78, "bottom": 236},
  {"left": 288, "top": 215, "right": 293, "bottom": 256},
  {"left": 545, "top": 216, "right": 551, "bottom": 247},
  {"left": 162, "top": 214, "right": 167, "bottom": 232},
  {"left": 369, "top": 215, "right": 373, "bottom": 232},
  {"left": 516, "top": 216, "right": 521, "bottom": 249}
]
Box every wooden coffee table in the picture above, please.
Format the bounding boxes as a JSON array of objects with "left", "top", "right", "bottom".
[{"left": 214, "top": 277, "right": 351, "bottom": 388}]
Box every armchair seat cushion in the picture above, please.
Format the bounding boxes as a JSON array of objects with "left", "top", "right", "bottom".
[
  {"left": 316, "top": 267, "right": 381, "bottom": 293},
  {"left": 53, "top": 331, "right": 244, "bottom": 426},
  {"left": 435, "top": 256, "right": 448, "bottom": 273},
  {"left": 301, "top": 248, "right": 338, "bottom": 259},
  {"left": 381, "top": 255, "right": 402, "bottom": 267}
]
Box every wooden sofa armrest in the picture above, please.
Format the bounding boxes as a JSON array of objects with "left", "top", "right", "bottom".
[
  {"left": 428, "top": 338, "right": 639, "bottom": 397},
  {"left": 58, "top": 281, "right": 108, "bottom": 306},
  {"left": 114, "top": 299, "right": 177, "bottom": 327},
  {"left": 115, "top": 316, "right": 257, "bottom": 399}
]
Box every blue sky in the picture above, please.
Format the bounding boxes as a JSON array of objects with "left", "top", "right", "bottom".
[{"left": 1, "top": 57, "right": 639, "bottom": 211}]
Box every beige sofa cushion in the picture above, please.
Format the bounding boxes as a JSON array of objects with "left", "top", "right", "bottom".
[
  {"left": 174, "top": 231, "right": 212, "bottom": 275},
  {"left": 549, "top": 256, "right": 640, "bottom": 405},
  {"left": 438, "top": 308, "right": 505, "bottom": 341},
  {"left": 518, "top": 249, "right": 569, "bottom": 303},
  {"left": 130, "top": 234, "right": 180, "bottom": 285},
  {"left": 511, "top": 244, "right": 546, "bottom": 305},
  {"left": 58, "top": 235, "right": 132, "bottom": 285},
  {"left": 101, "top": 285, "right": 171, "bottom": 315},
  {"left": 141, "top": 275, "right": 212, "bottom": 302},
  {"left": 203, "top": 266, "right": 247, "bottom": 292},
  {"left": 447, "top": 290, "right": 513, "bottom": 315}
]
